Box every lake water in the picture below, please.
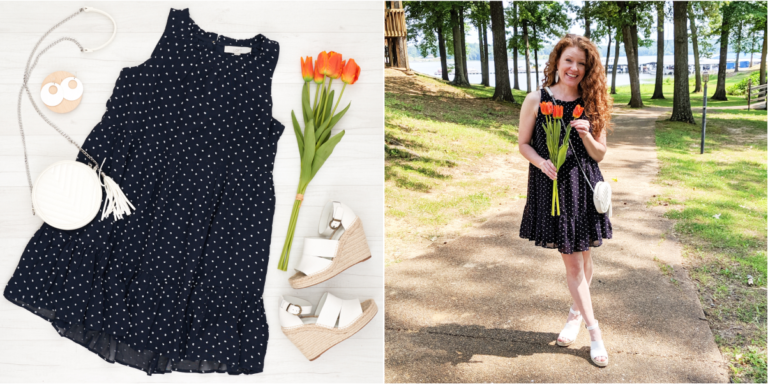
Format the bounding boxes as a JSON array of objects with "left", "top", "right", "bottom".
[{"left": 410, "top": 53, "right": 747, "bottom": 88}]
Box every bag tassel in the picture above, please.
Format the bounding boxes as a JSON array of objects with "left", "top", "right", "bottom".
[{"left": 96, "top": 158, "right": 136, "bottom": 222}]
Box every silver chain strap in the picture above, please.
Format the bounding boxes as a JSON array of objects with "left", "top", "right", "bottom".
[{"left": 17, "top": 8, "right": 101, "bottom": 215}]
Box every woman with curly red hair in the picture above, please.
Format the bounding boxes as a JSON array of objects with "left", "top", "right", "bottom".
[{"left": 518, "top": 34, "right": 613, "bottom": 367}]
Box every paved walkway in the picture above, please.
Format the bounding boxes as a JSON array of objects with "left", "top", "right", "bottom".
[{"left": 385, "top": 107, "right": 729, "bottom": 382}]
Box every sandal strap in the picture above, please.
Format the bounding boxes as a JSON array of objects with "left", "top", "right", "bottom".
[
  {"left": 586, "top": 319, "right": 599, "bottom": 331},
  {"left": 315, "top": 292, "right": 363, "bottom": 329},
  {"left": 294, "top": 238, "right": 339, "bottom": 275},
  {"left": 590, "top": 339, "right": 608, "bottom": 358},
  {"left": 319, "top": 201, "right": 358, "bottom": 237},
  {"left": 280, "top": 296, "right": 313, "bottom": 315},
  {"left": 278, "top": 295, "right": 314, "bottom": 328},
  {"left": 569, "top": 307, "right": 581, "bottom": 316}
]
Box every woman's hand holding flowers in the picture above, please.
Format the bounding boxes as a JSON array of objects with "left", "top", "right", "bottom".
[{"left": 569, "top": 105, "right": 590, "bottom": 139}]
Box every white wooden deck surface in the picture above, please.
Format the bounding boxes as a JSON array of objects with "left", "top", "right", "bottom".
[{"left": 0, "top": 1, "right": 384, "bottom": 382}]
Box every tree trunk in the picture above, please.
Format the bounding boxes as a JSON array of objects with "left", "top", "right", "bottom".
[
  {"left": 612, "top": 32, "right": 620, "bottom": 94},
  {"left": 523, "top": 20, "right": 532, "bottom": 93},
  {"left": 605, "top": 30, "right": 611, "bottom": 75},
  {"left": 437, "top": 25, "right": 449, "bottom": 81},
  {"left": 460, "top": 7, "right": 469, "bottom": 81},
  {"left": 652, "top": 1, "right": 665, "bottom": 99},
  {"left": 749, "top": 37, "right": 755, "bottom": 67},
  {"left": 618, "top": 1, "right": 643, "bottom": 107},
  {"left": 490, "top": 1, "right": 514, "bottom": 102},
  {"left": 482, "top": 20, "right": 490, "bottom": 86},
  {"left": 477, "top": 20, "right": 486, "bottom": 84},
  {"left": 712, "top": 4, "right": 730, "bottom": 100},
  {"left": 761, "top": 24, "right": 767, "bottom": 86},
  {"left": 450, "top": 9, "right": 470, "bottom": 86},
  {"left": 689, "top": 2, "right": 702, "bottom": 93},
  {"left": 584, "top": 1, "right": 591, "bottom": 39},
  {"left": 671, "top": 1, "right": 695, "bottom": 124},
  {"left": 533, "top": 23, "right": 540, "bottom": 88},
  {"left": 735, "top": 20, "right": 743, "bottom": 72},
  {"left": 512, "top": 3, "right": 520, "bottom": 90}
]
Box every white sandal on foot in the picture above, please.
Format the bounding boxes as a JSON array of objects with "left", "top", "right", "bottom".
[
  {"left": 586, "top": 320, "right": 609, "bottom": 367},
  {"left": 289, "top": 201, "right": 372, "bottom": 289},
  {"left": 279, "top": 292, "right": 378, "bottom": 361},
  {"left": 556, "top": 306, "right": 583, "bottom": 346}
]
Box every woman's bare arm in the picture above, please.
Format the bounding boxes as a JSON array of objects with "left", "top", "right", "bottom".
[
  {"left": 518, "top": 91, "right": 557, "bottom": 180},
  {"left": 569, "top": 118, "right": 608, "bottom": 163}
]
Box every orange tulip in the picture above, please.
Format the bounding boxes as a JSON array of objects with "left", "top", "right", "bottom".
[
  {"left": 540, "top": 101, "right": 553, "bottom": 116},
  {"left": 314, "top": 51, "right": 329, "bottom": 83},
  {"left": 301, "top": 56, "right": 313, "bottom": 82},
  {"left": 553, "top": 105, "right": 564, "bottom": 119},
  {"left": 327, "top": 52, "right": 344, "bottom": 79},
  {"left": 341, "top": 59, "right": 361, "bottom": 85},
  {"left": 573, "top": 104, "right": 584, "bottom": 119}
]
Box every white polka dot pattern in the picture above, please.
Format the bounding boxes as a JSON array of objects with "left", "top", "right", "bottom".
[
  {"left": 519, "top": 88, "right": 612, "bottom": 254},
  {"left": 3, "top": 8, "right": 282, "bottom": 375}
]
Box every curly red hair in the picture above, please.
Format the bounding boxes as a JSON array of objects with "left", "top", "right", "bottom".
[{"left": 542, "top": 34, "right": 613, "bottom": 139}]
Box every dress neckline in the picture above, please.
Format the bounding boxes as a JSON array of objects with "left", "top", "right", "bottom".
[
  {"left": 543, "top": 87, "right": 582, "bottom": 104},
  {"left": 180, "top": 8, "right": 267, "bottom": 64}
]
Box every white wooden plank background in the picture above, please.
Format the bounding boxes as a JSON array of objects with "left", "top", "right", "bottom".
[{"left": 0, "top": 1, "right": 384, "bottom": 382}]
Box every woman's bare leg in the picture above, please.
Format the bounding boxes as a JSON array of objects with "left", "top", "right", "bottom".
[
  {"left": 567, "top": 249, "right": 593, "bottom": 311},
  {"left": 561, "top": 250, "right": 606, "bottom": 363}
]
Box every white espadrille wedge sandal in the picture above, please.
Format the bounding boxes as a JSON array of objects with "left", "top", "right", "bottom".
[
  {"left": 279, "top": 292, "right": 378, "bottom": 361},
  {"left": 556, "top": 307, "right": 583, "bottom": 346},
  {"left": 586, "top": 320, "right": 609, "bottom": 367},
  {"left": 288, "top": 201, "right": 371, "bottom": 289}
]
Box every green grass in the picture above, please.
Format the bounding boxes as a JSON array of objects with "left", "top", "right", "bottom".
[
  {"left": 461, "top": 84, "right": 529, "bottom": 102},
  {"left": 654, "top": 109, "right": 767, "bottom": 383},
  {"left": 385, "top": 74, "right": 522, "bottom": 264},
  {"left": 611, "top": 70, "right": 759, "bottom": 108}
]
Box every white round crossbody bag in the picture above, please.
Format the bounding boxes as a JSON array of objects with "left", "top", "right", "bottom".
[
  {"left": 544, "top": 87, "right": 613, "bottom": 218},
  {"left": 18, "top": 7, "right": 135, "bottom": 230}
]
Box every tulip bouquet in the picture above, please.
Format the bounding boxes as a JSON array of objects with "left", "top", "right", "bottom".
[
  {"left": 277, "top": 51, "right": 361, "bottom": 271},
  {"left": 540, "top": 102, "right": 584, "bottom": 216}
]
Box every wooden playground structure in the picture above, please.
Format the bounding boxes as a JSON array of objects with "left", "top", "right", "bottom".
[{"left": 385, "top": 1, "right": 411, "bottom": 72}]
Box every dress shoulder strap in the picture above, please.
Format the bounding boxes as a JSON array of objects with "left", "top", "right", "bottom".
[{"left": 540, "top": 87, "right": 550, "bottom": 102}]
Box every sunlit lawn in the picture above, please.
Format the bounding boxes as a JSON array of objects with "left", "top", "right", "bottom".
[
  {"left": 612, "top": 70, "right": 760, "bottom": 108},
  {"left": 385, "top": 75, "right": 521, "bottom": 265},
  {"left": 654, "top": 109, "right": 767, "bottom": 383}
]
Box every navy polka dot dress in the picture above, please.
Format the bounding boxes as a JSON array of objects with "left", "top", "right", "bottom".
[
  {"left": 519, "top": 88, "right": 612, "bottom": 254},
  {"left": 3, "top": 8, "right": 283, "bottom": 375}
]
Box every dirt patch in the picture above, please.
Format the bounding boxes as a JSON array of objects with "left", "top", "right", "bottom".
[
  {"left": 385, "top": 74, "right": 524, "bottom": 265},
  {"left": 385, "top": 68, "right": 409, "bottom": 77},
  {"left": 386, "top": 74, "right": 473, "bottom": 99},
  {"left": 386, "top": 153, "right": 529, "bottom": 264}
]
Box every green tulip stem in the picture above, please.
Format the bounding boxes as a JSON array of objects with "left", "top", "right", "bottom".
[
  {"left": 314, "top": 77, "right": 326, "bottom": 122},
  {"left": 278, "top": 183, "right": 308, "bottom": 271},
  {"left": 312, "top": 78, "right": 323, "bottom": 114},
  {"left": 320, "top": 77, "right": 334, "bottom": 124},
  {"left": 330, "top": 83, "right": 347, "bottom": 118}
]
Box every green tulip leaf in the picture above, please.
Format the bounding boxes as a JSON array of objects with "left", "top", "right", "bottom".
[
  {"left": 557, "top": 145, "right": 568, "bottom": 169},
  {"left": 291, "top": 111, "right": 304, "bottom": 155},
  {"left": 310, "top": 130, "right": 345, "bottom": 180},
  {"left": 321, "top": 89, "right": 335, "bottom": 129},
  {"left": 326, "top": 102, "right": 351, "bottom": 133},
  {"left": 302, "top": 82, "right": 311, "bottom": 124},
  {"left": 301, "top": 119, "right": 316, "bottom": 185}
]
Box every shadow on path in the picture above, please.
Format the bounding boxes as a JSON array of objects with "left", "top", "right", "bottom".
[{"left": 385, "top": 107, "right": 729, "bottom": 383}]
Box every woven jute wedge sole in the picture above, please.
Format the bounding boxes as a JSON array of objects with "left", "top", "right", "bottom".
[
  {"left": 289, "top": 218, "right": 371, "bottom": 289},
  {"left": 282, "top": 299, "right": 378, "bottom": 361}
]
